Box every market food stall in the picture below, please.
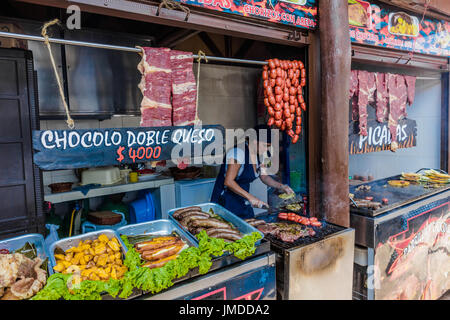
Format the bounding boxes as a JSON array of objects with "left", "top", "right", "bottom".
[
  {"left": 347, "top": 0, "right": 450, "bottom": 300},
  {"left": 0, "top": 0, "right": 349, "bottom": 300},
  {"left": 0, "top": 210, "right": 273, "bottom": 300}
]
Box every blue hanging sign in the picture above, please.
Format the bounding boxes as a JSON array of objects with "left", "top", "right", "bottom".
[{"left": 32, "top": 125, "right": 225, "bottom": 170}]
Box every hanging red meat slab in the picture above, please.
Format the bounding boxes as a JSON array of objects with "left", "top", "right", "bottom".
[
  {"left": 138, "top": 47, "right": 173, "bottom": 127},
  {"left": 404, "top": 75, "right": 416, "bottom": 107},
  {"left": 350, "top": 70, "right": 360, "bottom": 121},
  {"left": 387, "top": 73, "right": 407, "bottom": 151},
  {"left": 375, "top": 72, "right": 389, "bottom": 123},
  {"left": 170, "top": 50, "right": 198, "bottom": 126},
  {"left": 357, "top": 70, "right": 373, "bottom": 136},
  {"left": 350, "top": 70, "right": 416, "bottom": 152}
]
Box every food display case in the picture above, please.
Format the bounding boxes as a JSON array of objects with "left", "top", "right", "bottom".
[
  {"left": 0, "top": 219, "right": 274, "bottom": 300},
  {"left": 350, "top": 175, "right": 450, "bottom": 300}
]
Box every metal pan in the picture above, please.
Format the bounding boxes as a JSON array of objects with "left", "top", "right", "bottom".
[
  {"left": 116, "top": 219, "right": 198, "bottom": 248},
  {"left": 48, "top": 229, "right": 128, "bottom": 271},
  {"left": 168, "top": 203, "right": 264, "bottom": 244}
]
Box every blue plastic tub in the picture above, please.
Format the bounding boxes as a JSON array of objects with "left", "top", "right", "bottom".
[
  {"left": 81, "top": 211, "right": 127, "bottom": 234},
  {"left": 129, "top": 191, "right": 155, "bottom": 224},
  {"left": 167, "top": 203, "right": 264, "bottom": 245}
]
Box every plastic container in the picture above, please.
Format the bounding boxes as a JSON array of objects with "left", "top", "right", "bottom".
[
  {"left": 129, "top": 191, "right": 155, "bottom": 224},
  {"left": 48, "top": 229, "right": 127, "bottom": 270},
  {"left": 81, "top": 211, "right": 127, "bottom": 233},
  {"left": 81, "top": 166, "right": 122, "bottom": 186},
  {"left": 44, "top": 224, "right": 60, "bottom": 248},
  {"left": 117, "top": 219, "right": 198, "bottom": 248},
  {"left": 174, "top": 178, "right": 216, "bottom": 208},
  {"left": 168, "top": 203, "right": 264, "bottom": 244},
  {"left": 0, "top": 233, "right": 52, "bottom": 274}
]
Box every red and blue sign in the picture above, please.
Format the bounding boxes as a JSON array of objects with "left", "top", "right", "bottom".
[
  {"left": 349, "top": 0, "right": 450, "bottom": 57},
  {"left": 176, "top": 0, "right": 317, "bottom": 29}
]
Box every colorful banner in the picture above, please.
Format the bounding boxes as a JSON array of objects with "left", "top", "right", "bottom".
[
  {"left": 374, "top": 198, "right": 449, "bottom": 300},
  {"left": 176, "top": 0, "right": 317, "bottom": 30},
  {"left": 349, "top": 0, "right": 450, "bottom": 57}
]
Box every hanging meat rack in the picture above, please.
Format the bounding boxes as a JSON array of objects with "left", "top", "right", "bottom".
[
  {"left": 0, "top": 30, "right": 266, "bottom": 66},
  {"left": 0, "top": 30, "right": 443, "bottom": 79}
]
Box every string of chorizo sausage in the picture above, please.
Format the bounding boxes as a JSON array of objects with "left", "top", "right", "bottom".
[{"left": 262, "top": 58, "right": 307, "bottom": 144}]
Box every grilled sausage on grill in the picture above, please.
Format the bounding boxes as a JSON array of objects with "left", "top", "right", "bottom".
[
  {"left": 180, "top": 214, "right": 209, "bottom": 227},
  {"left": 141, "top": 244, "right": 185, "bottom": 261},
  {"left": 206, "top": 228, "right": 240, "bottom": 236},
  {"left": 135, "top": 237, "right": 179, "bottom": 252},
  {"left": 209, "top": 232, "right": 243, "bottom": 241},
  {"left": 177, "top": 210, "right": 210, "bottom": 220},
  {"left": 172, "top": 206, "right": 202, "bottom": 219},
  {"left": 245, "top": 219, "right": 266, "bottom": 227},
  {"left": 189, "top": 218, "right": 231, "bottom": 229}
]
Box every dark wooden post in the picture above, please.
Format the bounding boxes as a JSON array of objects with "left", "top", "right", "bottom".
[{"left": 318, "top": 0, "right": 351, "bottom": 227}]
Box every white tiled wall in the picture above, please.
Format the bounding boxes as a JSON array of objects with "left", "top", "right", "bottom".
[
  {"left": 349, "top": 79, "right": 442, "bottom": 180},
  {"left": 41, "top": 116, "right": 141, "bottom": 193},
  {"left": 41, "top": 64, "right": 261, "bottom": 192}
]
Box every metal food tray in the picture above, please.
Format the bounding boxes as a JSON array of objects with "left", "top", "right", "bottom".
[
  {"left": 168, "top": 203, "right": 264, "bottom": 244},
  {"left": 116, "top": 219, "right": 198, "bottom": 248},
  {"left": 0, "top": 233, "right": 52, "bottom": 275},
  {"left": 48, "top": 229, "right": 128, "bottom": 270}
]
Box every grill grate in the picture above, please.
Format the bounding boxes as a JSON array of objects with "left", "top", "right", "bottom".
[{"left": 265, "top": 221, "right": 344, "bottom": 251}]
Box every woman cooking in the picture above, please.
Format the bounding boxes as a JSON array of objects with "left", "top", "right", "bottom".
[{"left": 211, "top": 125, "right": 294, "bottom": 219}]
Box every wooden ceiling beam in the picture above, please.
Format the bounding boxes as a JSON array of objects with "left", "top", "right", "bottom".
[
  {"left": 14, "top": 0, "right": 309, "bottom": 47},
  {"left": 198, "top": 31, "right": 223, "bottom": 57},
  {"left": 157, "top": 28, "right": 200, "bottom": 48},
  {"left": 234, "top": 39, "right": 254, "bottom": 58}
]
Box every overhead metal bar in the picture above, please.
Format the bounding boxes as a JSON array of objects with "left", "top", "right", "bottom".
[
  {"left": 0, "top": 30, "right": 444, "bottom": 75},
  {"left": 0, "top": 30, "right": 267, "bottom": 66}
]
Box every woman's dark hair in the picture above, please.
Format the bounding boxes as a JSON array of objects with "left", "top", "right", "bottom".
[{"left": 253, "top": 124, "right": 272, "bottom": 144}]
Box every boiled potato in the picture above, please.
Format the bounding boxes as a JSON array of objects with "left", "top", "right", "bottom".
[
  {"left": 97, "top": 254, "right": 108, "bottom": 267},
  {"left": 98, "top": 234, "right": 109, "bottom": 243},
  {"left": 53, "top": 263, "right": 65, "bottom": 273},
  {"left": 94, "top": 244, "right": 106, "bottom": 255},
  {"left": 65, "top": 252, "right": 74, "bottom": 261},
  {"left": 107, "top": 240, "right": 120, "bottom": 252},
  {"left": 89, "top": 273, "right": 100, "bottom": 281},
  {"left": 54, "top": 254, "right": 65, "bottom": 260}
]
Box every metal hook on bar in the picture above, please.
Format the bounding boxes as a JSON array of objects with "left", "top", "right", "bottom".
[{"left": 156, "top": 0, "right": 190, "bottom": 22}]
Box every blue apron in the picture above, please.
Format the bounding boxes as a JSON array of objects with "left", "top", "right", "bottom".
[{"left": 211, "top": 144, "right": 259, "bottom": 219}]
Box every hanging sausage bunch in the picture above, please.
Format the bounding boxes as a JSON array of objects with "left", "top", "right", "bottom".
[{"left": 262, "top": 58, "right": 306, "bottom": 144}]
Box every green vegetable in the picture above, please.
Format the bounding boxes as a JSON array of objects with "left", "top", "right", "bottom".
[
  {"left": 33, "top": 232, "right": 261, "bottom": 300},
  {"left": 31, "top": 273, "right": 71, "bottom": 300},
  {"left": 15, "top": 242, "right": 38, "bottom": 259},
  {"left": 121, "top": 235, "right": 143, "bottom": 270}
]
